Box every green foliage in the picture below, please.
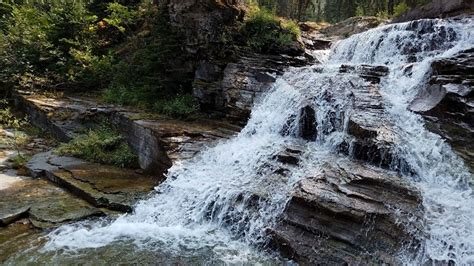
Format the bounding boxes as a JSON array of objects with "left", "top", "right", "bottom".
[
  {"left": 103, "top": 3, "right": 137, "bottom": 33},
  {"left": 56, "top": 124, "right": 137, "bottom": 168},
  {"left": 0, "top": 1, "right": 109, "bottom": 90},
  {"left": 252, "top": 0, "right": 432, "bottom": 23},
  {"left": 243, "top": 8, "right": 300, "bottom": 53},
  {"left": 355, "top": 5, "right": 365, "bottom": 16},
  {"left": 103, "top": 5, "right": 189, "bottom": 115},
  {"left": 0, "top": 100, "right": 33, "bottom": 156},
  {"left": 8, "top": 154, "right": 31, "bottom": 169},
  {"left": 394, "top": 2, "right": 409, "bottom": 17},
  {"left": 0, "top": 100, "right": 27, "bottom": 129},
  {"left": 153, "top": 95, "right": 199, "bottom": 119}
]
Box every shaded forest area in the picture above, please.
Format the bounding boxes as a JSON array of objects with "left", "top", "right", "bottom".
[
  {"left": 0, "top": 0, "right": 427, "bottom": 118},
  {"left": 256, "top": 0, "right": 430, "bottom": 22}
]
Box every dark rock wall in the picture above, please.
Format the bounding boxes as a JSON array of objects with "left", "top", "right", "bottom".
[{"left": 168, "top": 0, "right": 245, "bottom": 57}]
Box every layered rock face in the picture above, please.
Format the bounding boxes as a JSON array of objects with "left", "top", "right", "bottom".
[
  {"left": 194, "top": 53, "right": 313, "bottom": 123},
  {"left": 267, "top": 64, "right": 422, "bottom": 264},
  {"left": 409, "top": 48, "right": 474, "bottom": 172},
  {"left": 168, "top": 0, "right": 245, "bottom": 56},
  {"left": 271, "top": 158, "right": 423, "bottom": 265},
  {"left": 192, "top": 16, "right": 386, "bottom": 123}
]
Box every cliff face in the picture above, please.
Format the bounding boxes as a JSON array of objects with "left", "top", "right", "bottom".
[{"left": 168, "top": 0, "right": 246, "bottom": 57}]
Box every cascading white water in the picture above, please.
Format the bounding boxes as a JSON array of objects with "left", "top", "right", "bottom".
[
  {"left": 46, "top": 17, "right": 473, "bottom": 264},
  {"left": 331, "top": 17, "right": 474, "bottom": 264}
]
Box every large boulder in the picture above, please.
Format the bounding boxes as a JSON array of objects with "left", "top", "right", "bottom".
[{"left": 270, "top": 158, "right": 423, "bottom": 264}]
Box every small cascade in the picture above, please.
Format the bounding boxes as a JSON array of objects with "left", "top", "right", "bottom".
[
  {"left": 331, "top": 17, "right": 474, "bottom": 264},
  {"left": 45, "top": 17, "right": 474, "bottom": 264}
]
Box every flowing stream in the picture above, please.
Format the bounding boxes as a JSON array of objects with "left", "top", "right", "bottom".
[{"left": 7, "top": 17, "right": 473, "bottom": 265}]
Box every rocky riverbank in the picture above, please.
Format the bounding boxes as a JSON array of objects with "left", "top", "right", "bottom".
[{"left": 1, "top": 6, "right": 473, "bottom": 264}]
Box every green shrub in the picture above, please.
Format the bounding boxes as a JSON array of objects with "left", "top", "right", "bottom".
[
  {"left": 243, "top": 8, "right": 300, "bottom": 53},
  {"left": 8, "top": 154, "right": 31, "bottom": 169},
  {"left": 103, "top": 2, "right": 138, "bottom": 33},
  {"left": 0, "top": 101, "right": 27, "bottom": 129},
  {"left": 0, "top": 2, "right": 116, "bottom": 90},
  {"left": 394, "top": 2, "right": 409, "bottom": 17},
  {"left": 102, "top": 5, "right": 191, "bottom": 115},
  {"left": 153, "top": 95, "right": 199, "bottom": 119},
  {"left": 56, "top": 124, "right": 137, "bottom": 168}
]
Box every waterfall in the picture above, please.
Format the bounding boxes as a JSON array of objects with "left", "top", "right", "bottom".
[
  {"left": 331, "top": 17, "right": 474, "bottom": 264},
  {"left": 46, "top": 17, "right": 474, "bottom": 264}
]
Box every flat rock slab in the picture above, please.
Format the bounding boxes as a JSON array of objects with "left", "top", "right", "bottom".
[
  {"left": 0, "top": 175, "right": 102, "bottom": 228},
  {"left": 27, "top": 152, "right": 160, "bottom": 212},
  {"left": 14, "top": 91, "right": 241, "bottom": 174},
  {"left": 0, "top": 221, "right": 43, "bottom": 263}
]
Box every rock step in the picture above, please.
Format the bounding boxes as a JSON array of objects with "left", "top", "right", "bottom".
[
  {"left": 0, "top": 176, "right": 103, "bottom": 229},
  {"left": 26, "top": 152, "right": 160, "bottom": 213},
  {"left": 271, "top": 158, "right": 423, "bottom": 264},
  {"left": 13, "top": 91, "right": 241, "bottom": 175},
  {"left": 409, "top": 49, "right": 474, "bottom": 173}
]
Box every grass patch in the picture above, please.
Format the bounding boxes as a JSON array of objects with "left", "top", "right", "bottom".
[
  {"left": 56, "top": 124, "right": 137, "bottom": 168},
  {"left": 153, "top": 95, "right": 199, "bottom": 119},
  {"left": 8, "top": 154, "right": 31, "bottom": 169},
  {"left": 243, "top": 8, "right": 300, "bottom": 53}
]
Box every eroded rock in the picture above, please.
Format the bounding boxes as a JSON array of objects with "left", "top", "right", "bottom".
[
  {"left": 270, "top": 158, "right": 423, "bottom": 264},
  {"left": 320, "top": 16, "right": 387, "bottom": 38},
  {"left": 298, "top": 106, "right": 317, "bottom": 141},
  {"left": 0, "top": 176, "right": 102, "bottom": 228},
  {"left": 26, "top": 152, "right": 160, "bottom": 212},
  {"left": 410, "top": 49, "right": 474, "bottom": 172},
  {"left": 194, "top": 53, "right": 314, "bottom": 123},
  {"left": 14, "top": 92, "right": 240, "bottom": 174}
]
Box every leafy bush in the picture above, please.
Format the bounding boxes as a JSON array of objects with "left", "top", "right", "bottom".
[
  {"left": 103, "top": 2, "right": 138, "bottom": 33},
  {"left": 102, "top": 5, "right": 190, "bottom": 115},
  {"left": 0, "top": 100, "right": 27, "bottom": 129},
  {"left": 243, "top": 8, "right": 300, "bottom": 53},
  {"left": 153, "top": 95, "right": 199, "bottom": 118},
  {"left": 8, "top": 154, "right": 31, "bottom": 169},
  {"left": 56, "top": 124, "right": 137, "bottom": 168},
  {"left": 394, "top": 2, "right": 409, "bottom": 17}
]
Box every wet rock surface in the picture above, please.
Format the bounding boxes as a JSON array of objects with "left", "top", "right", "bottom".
[
  {"left": 0, "top": 221, "right": 44, "bottom": 263},
  {"left": 194, "top": 52, "right": 315, "bottom": 123},
  {"left": 271, "top": 158, "right": 423, "bottom": 264},
  {"left": 329, "top": 67, "right": 399, "bottom": 168},
  {"left": 14, "top": 92, "right": 241, "bottom": 174},
  {"left": 0, "top": 175, "right": 102, "bottom": 228},
  {"left": 410, "top": 49, "right": 474, "bottom": 172},
  {"left": 27, "top": 152, "right": 160, "bottom": 212}
]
